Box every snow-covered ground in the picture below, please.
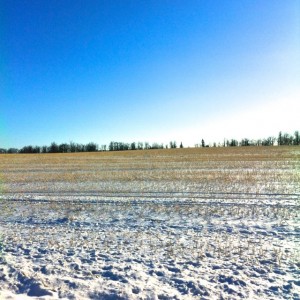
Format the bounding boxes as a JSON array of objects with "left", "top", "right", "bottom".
[{"left": 0, "top": 147, "right": 299, "bottom": 299}]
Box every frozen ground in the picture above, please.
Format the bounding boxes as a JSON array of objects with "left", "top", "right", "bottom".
[{"left": 0, "top": 147, "right": 299, "bottom": 299}]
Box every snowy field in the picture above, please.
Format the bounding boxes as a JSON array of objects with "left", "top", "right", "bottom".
[{"left": 0, "top": 147, "right": 299, "bottom": 299}]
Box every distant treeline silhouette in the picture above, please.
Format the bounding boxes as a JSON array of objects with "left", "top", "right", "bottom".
[{"left": 0, "top": 131, "right": 299, "bottom": 154}]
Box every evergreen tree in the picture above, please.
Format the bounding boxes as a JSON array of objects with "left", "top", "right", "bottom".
[
  {"left": 131, "top": 142, "right": 136, "bottom": 150},
  {"left": 49, "top": 142, "right": 59, "bottom": 153},
  {"left": 170, "top": 141, "right": 177, "bottom": 148},
  {"left": 278, "top": 131, "right": 282, "bottom": 146},
  {"left": 294, "top": 131, "right": 299, "bottom": 145},
  {"left": 42, "top": 146, "right": 47, "bottom": 153},
  {"left": 85, "top": 142, "right": 98, "bottom": 152},
  {"left": 59, "top": 143, "right": 70, "bottom": 153}
]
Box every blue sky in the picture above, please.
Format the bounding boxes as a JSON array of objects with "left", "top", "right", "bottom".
[{"left": 1, "top": 1, "right": 299, "bottom": 148}]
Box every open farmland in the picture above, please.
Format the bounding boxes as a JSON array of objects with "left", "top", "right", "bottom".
[{"left": 0, "top": 147, "right": 299, "bottom": 299}]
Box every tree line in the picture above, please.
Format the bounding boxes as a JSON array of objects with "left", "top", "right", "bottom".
[
  {"left": 195, "top": 131, "right": 299, "bottom": 148},
  {"left": 0, "top": 131, "right": 299, "bottom": 154}
]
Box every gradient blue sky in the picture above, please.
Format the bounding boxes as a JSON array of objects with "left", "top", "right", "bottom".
[{"left": 1, "top": 1, "right": 299, "bottom": 148}]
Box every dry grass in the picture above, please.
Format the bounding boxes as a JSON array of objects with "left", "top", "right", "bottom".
[{"left": 1, "top": 146, "right": 299, "bottom": 189}]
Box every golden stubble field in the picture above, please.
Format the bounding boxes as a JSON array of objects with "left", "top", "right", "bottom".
[{"left": 1, "top": 146, "right": 299, "bottom": 193}]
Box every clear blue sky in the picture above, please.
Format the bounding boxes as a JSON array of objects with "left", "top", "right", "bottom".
[{"left": 1, "top": 1, "right": 299, "bottom": 148}]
